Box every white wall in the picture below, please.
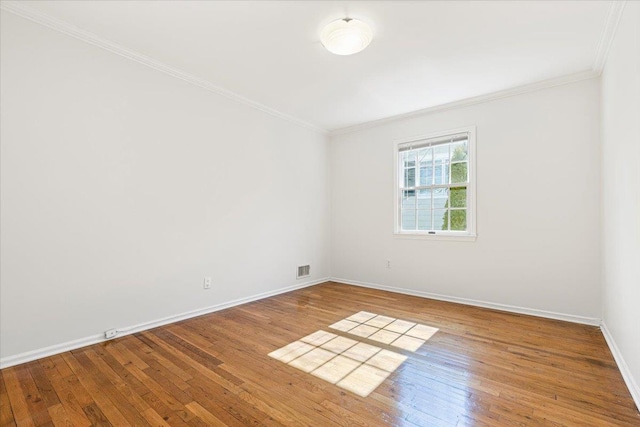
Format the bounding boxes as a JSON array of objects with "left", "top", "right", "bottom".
[
  {"left": 0, "top": 12, "right": 329, "bottom": 361},
  {"left": 601, "top": 2, "right": 640, "bottom": 405},
  {"left": 330, "top": 78, "right": 602, "bottom": 320},
  {"left": 1, "top": 6, "right": 633, "bottom": 393}
]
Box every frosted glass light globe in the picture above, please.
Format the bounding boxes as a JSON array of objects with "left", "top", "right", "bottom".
[{"left": 320, "top": 18, "right": 373, "bottom": 56}]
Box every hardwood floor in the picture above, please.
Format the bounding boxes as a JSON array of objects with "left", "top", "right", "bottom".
[{"left": 1, "top": 282, "right": 638, "bottom": 426}]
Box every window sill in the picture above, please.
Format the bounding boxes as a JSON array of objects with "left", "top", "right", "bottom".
[{"left": 393, "top": 232, "right": 477, "bottom": 242}]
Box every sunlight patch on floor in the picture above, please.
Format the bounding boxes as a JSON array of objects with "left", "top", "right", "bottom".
[
  {"left": 268, "top": 312, "right": 439, "bottom": 397},
  {"left": 331, "top": 311, "right": 438, "bottom": 351}
]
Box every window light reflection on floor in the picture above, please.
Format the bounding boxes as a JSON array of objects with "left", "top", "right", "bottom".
[
  {"left": 330, "top": 311, "right": 439, "bottom": 350},
  {"left": 268, "top": 312, "right": 439, "bottom": 397}
]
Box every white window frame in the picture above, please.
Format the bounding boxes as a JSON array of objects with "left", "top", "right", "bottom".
[{"left": 393, "top": 126, "right": 477, "bottom": 241}]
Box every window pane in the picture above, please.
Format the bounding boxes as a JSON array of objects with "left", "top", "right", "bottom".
[
  {"left": 416, "top": 148, "right": 432, "bottom": 164},
  {"left": 434, "top": 164, "right": 442, "bottom": 185},
  {"left": 433, "top": 187, "right": 448, "bottom": 210},
  {"left": 433, "top": 209, "right": 447, "bottom": 231},
  {"left": 417, "top": 189, "right": 432, "bottom": 210},
  {"left": 401, "top": 151, "right": 414, "bottom": 188},
  {"left": 434, "top": 145, "right": 449, "bottom": 186},
  {"left": 401, "top": 189, "right": 416, "bottom": 230},
  {"left": 404, "top": 166, "right": 415, "bottom": 188},
  {"left": 401, "top": 190, "right": 416, "bottom": 208},
  {"left": 434, "top": 144, "right": 449, "bottom": 158},
  {"left": 417, "top": 210, "right": 432, "bottom": 231},
  {"left": 450, "top": 209, "right": 467, "bottom": 231},
  {"left": 450, "top": 187, "right": 467, "bottom": 208},
  {"left": 420, "top": 163, "right": 433, "bottom": 186},
  {"left": 434, "top": 160, "right": 449, "bottom": 185},
  {"left": 450, "top": 161, "right": 468, "bottom": 184},
  {"left": 401, "top": 209, "right": 416, "bottom": 230},
  {"left": 450, "top": 141, "right": 468, "bottom": 161},
  {"left": 401, "top": 151, "right": 413, "bottom": 164}
]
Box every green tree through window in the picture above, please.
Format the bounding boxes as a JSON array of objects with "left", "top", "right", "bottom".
[{"left": 443, "top": 146, "right": 468, "bottom": 230}]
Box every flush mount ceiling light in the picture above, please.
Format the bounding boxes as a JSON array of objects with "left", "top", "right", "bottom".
[{"left": 320, "top": 18, "right": 373, "bottom": 56}]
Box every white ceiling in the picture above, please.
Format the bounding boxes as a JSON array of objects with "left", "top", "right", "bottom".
[{"left": 8, "top": 1, "right": 613, "bottom": 132}]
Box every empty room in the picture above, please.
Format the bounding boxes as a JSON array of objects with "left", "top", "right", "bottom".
[{"left": 1, "top": 1, "right": 639, "bottom": 426}]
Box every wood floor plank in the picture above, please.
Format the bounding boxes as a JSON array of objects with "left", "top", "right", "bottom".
[
  {"left": 2, "top": 369, "right": 34, "bottom": 427},
  {"left": 37, "top": 359, "right": 92, "bottom": 427},
  {"left": 46, "top": 403, "right": 73, "bottom": 427},
  {"left": 73, "top": 351, "right": 150, "bottom": 427},
  {"left": 61, "top": 354, "right": 130, "bottom": 426},
  {"left": 0, "top": 371, "right": 17, "bottom": 427},
  {"left": 1, "top": 282, "right": 638, "bottom": 426},
  {"left": 136, "top": 391, "right": 191, "bottom": 427},
  {"left": 25, "top": 363, "right": 60, "bottom": 412},
  {"left": 184, "top": 402, "right": 227, "bottom": 427},
  {"left": 82, "top": 348, "right": 151, "bottom": 416},
  {"left": 81, "top": 403, "right": 111, "bottom": 427},
  {"left": 11, "top": 364, "right": 51, "bottom": 427}
]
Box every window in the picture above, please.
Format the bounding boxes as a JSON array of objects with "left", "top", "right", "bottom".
[{"left": 394, "top": 127, "right": 476, "bottom": 239}]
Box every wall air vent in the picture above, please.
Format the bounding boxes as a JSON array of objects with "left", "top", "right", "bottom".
[{"left": 297, "top": 265, "right": 310, "bottom": 279}]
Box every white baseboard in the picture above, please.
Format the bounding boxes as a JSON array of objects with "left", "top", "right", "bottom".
[
  {"left": 600, "top": 321, "right": 640, "bottom": 411},
  {"left": 0, "top": 277, "right": 329, "bottom": 369},
  {"left": 330, "top": 277, "right": 602, "bottom": 326}
]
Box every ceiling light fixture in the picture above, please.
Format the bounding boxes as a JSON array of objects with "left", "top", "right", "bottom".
[{"left": 320, "top": 18, "right": 373, "bottom": 56}]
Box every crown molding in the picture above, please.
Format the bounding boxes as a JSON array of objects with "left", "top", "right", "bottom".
[
  {"left": 329, "top": 69, "right": 599, "bottom": 137},
  {"left": 593, "top": 1, "right": 626, "bottom": 75},
  {"left": 0, "top": 1, "right": 327, "bottom": 135}
]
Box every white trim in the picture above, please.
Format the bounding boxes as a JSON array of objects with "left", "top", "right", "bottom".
[
  {"left": 0, "top": 277, "right": 329, "bottom": 369},
  {"left": 593, "top": 1, "right": 627, "bottom": 75},
  {"left": 392, "top": 232, "right": 477, "bottom": 242},
  {"left": 393, "top": 126, "right": 477, "bottom": 239},
  {"left": 330, "top": 70, "right": 599, "bottom": 136},
  {"left": 330, "top": 278, "right": 602, "bottom": 326},
  {"left": 0, "top": 1, "right": 326, "bottom": 135},
  {"left": 600, "top": 321, "right": 640, "bottom": 411}
]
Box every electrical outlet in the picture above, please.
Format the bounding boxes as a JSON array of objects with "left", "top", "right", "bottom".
[
  {"left": 204, "top": 276, "right": 212, "bottom": 289},
  {"left": 386, "top": 260, "right": 391, "bottom": 269},
  {"left": 105, "top": 329, "right": 117, "bottom": 339}
]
